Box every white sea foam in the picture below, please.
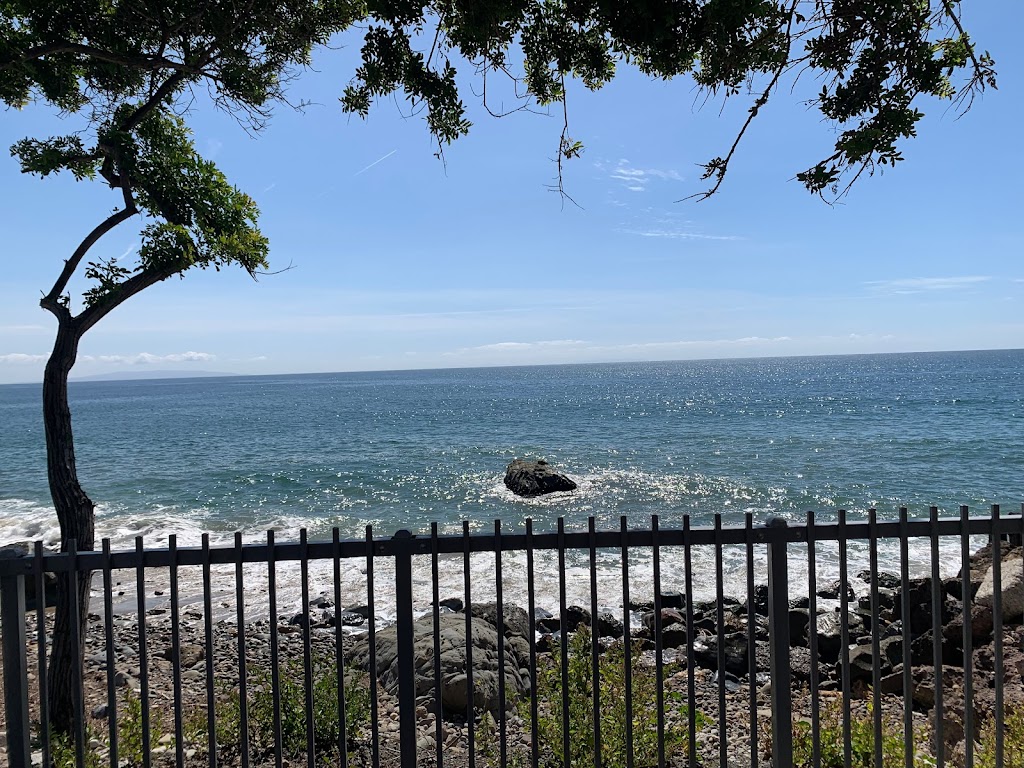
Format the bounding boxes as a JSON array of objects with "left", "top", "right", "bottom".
[{"left": 2, "top": 495, "right": 975, "bottom": 629}]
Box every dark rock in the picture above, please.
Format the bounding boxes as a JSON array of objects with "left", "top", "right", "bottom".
[
  {"left": 342, "top": 604, "right": 371, "bottom": 618},
  {"left": 470, "top": 602, "right": 531, "bottom": 641},
  {"left": 660, "top": 591, "right": 685, "bottom": 609},
  {"left": 438, "top": 597, "right": 463, "bottom": 613},
  {"left": 562, "top": 605, "right": 591, "bottom": 633},
  {"left": 817, "top": 579, "right": 856, "bottom": 602},
  {"left": 692, "top": 632, "right": 749, "bottom": 677},
  {"left": 660, "top": 624, "right": 688, "bottom": 649},
  {"left": 787, "top": 609, "right": 810, "bottom": 645},
  {"left": 595, "top": 611, "right": 624, "bottom": 639},
  {"left": 857, "top": 570, "right": 902, "bottom": 590},
  {"left": 310, "top": 594, "right": 333, "bottom": 609},
  {"left": 789, "top": 596, "right": 810, "bottom": 610},
  {"left": 338, "top": 612, "right": 366, "bottom": 627},
  {"left": 537, "top": 616, "right": 560, "bottom": 634},
  {"left": 503, "top": 459, "right": 577, "bottom": 497},
  {"left": 749, "top": 584, "right": 770, "bottom": 616},
  {"left": 642, "top": 608, "right": 684, "bottom": 634}
]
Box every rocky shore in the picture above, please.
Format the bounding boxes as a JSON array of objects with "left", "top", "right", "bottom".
[{"left": 3, "top": 539, "right": 1022, "bottom": 767}]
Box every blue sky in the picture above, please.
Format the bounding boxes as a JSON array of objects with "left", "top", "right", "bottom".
[{"left": 1, "top": 6, "right": 1021, "bottom": 384}]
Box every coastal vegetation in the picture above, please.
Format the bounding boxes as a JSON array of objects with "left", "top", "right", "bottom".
[{"left": 0, "top": 0, "right": 997, "bottom": 736}]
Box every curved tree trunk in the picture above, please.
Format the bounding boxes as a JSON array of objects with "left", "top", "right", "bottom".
[{"left": 43, "top": 319, "right": 95, "bottom": 734}]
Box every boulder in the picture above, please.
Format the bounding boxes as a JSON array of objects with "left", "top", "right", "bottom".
[
  {"left": 503, "top": 460, "right": 577, "bottom": 497},
  {"left": 346, "top": 612, "right": 529, "bottom": 716}
]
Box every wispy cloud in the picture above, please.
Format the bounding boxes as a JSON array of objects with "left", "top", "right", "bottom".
[
  {"left": 354, "top": 149, "right": 397, "bottom": 177},
  {"left": 616, "top": 227, "right": 741, "bottom": 241},
  {"left": 865, "top": 276, "right": 991, "bottom": 295},
  {"left": 116, "top": 242, "right": 137, "bottom": 260},
  {"left": 263, "top": 182, "right": 277, "bottom": 193},
  {"left": 598, "top": 158, "right": 682, "bottom": 193},
  {"left": 79, "top": 351, "right": 216, "bottom": 365},
  {"left": 449, "top": 339, "right": 588, "bottom": 355},
  {"left": 0, "top": 353, "right": 47, "bottom": 364}
]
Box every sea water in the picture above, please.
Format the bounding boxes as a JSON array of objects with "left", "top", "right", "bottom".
[{"left": 1, "top": 350, "right": 1021, "bottom": 619}]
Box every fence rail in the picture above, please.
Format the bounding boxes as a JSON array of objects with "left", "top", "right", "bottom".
[{"left": 2, "top": 505, "right": 1023, "bottom": 768}]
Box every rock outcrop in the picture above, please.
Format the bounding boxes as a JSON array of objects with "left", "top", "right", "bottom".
[{"left": 503, "top": 459, "right": 577, "bottom": 497}]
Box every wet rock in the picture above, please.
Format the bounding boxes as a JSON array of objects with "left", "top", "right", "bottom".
[{"left": 503, "top": 459, "right": 577, "bottom": 497}]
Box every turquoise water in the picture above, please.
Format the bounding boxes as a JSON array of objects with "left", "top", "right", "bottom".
[{"left": 2, "top": 349, "right": 1021, "bottom": 551}]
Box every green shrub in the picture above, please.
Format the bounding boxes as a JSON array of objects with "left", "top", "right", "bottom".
[
  {"left": 216, "top": 648, "right": 371, "bottom": 763},
  {"left": 977, "top": 705, "right": 1024, "bottom": 768},
  {"left": 49, "top": 728, "right": 102, "bottom": 768},
  {"left": 525, "top": 626, "right": 703, "bottom": 768},
  {"left": 793, "top": 697, "right": 932, "bottom": 768},
  {"left": 118, "top": 686, "right": 167, "bottom": 766}
]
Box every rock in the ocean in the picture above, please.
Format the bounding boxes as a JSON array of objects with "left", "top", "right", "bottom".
[{"left": 503, "top": 459, "right": 577, "bottom": 497}]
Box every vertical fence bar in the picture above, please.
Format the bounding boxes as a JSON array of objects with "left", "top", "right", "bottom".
[
  {"left": 683, "top": 515, "right": 697, "bottom": 768},
  {"left": 133, "top": 536, "right": 151, "bottom": 768},
  {"left": 714, "top": 514, "right": 727, "bottom": 768},
  {"left": 557, "top": 517, "right": 569, "bottom": 768},
  {"left": 619, "top": 516, "right": 634, "bottom": 768},
  {"left": 588, "top": 516, "right": 602, "bottom": 768},
  {"left": 526, "top": 518, "right": 539, "bottom": 768},
  {"left": 930, "top": 506, "right": 944, "bottom": 768},
  {"left": 201, "top": 534, "right": 216, "bottom": 767},
  {"left": 868, "top": 509, "right": 882, "bottom": 768},
  {"left": 37, "top": 541, "right": 52, "bottom": 768},
  {"left": 463, "top": 520, "right": 476, "bottom": 768},
  {"left": 235, "top": 531, "right": 250, "bottom": 768},
  {"left": 745, "top": 512, "right": 758, "bottom": 767},
  {"left": 393, "top": 529, "right": 418, "bottom": 768},
  {"left": 806, "top": 511, "right": 820, "bottom": 768},
  {"left": 766, "top": 516, "right": 792, "bottom": 768},
  {"left": 332, "top": 528, "right": 349, "bottom": 768},
  {"left": 1, "top": 568, "right": 30, "bottom": 768},
  {"left": 960, "top": 505, "right": 974, "bottom": 768},
  {"left": 899, "top": 508, "right": 913, "bottom": 768},
  {"left": 300, "top": 529, "right": 315, "bottom": 768},
  {"left": 69, "top": 538, "right": 86, "bottom": 768},
  {"left": 430, "top": 523, "right": 443, "bottom": 768},
  {"left": 267, "top": 530, "right": 283, "bottom": 768},
  {"left": 494, "top": 520, "right": 507, "bottom": 768},
  {"left": 838, "top": 510, "right": 851, "bottom": 768},
  {"left": 651, "top": 514, "right": 666, "bottom": 768},
  {"left": 169, "top": 535, "right": 185, "bottom": 768},
  {"left": 365, "top": 525, "right": 380, "bottom": 768},
  {"left": 991, "top": 505, "right": 1004, "bottom": 768}
]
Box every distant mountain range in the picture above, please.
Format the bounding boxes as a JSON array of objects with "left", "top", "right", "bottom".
[{"left": 71, "top": 369, "right": 236, "bottom": 382}]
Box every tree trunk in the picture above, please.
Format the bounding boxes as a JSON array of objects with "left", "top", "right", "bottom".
[{"left": 43, "top": 319, "right": 95, "bottom": 735}]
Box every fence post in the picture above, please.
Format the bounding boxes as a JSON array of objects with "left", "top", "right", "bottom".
[
  {"left": 766, "top": 517, "right": 793, "bottom": 768},
  {"left": 393, "top": 529, "right": 418, "bottom": 768},
  {"left": 1, "top": 571, "right": 31, "bottom": 768}
]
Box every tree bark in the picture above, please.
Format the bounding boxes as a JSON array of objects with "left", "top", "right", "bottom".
[{"left": 42, "top": 318, "right": 95, "bottom": 734}]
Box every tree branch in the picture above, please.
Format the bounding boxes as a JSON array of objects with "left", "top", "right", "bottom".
[
  {"left": 74, "top": 262, "right": 181, "bottom": 336},
  {"left": 1, "top": 42, "right": 200, "bottom": 75},
  {"left": 41, "top": 167, "right": 139, "bottom": 319}
]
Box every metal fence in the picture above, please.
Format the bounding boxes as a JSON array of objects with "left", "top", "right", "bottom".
[{"left": 2, "top": 505, "right": 1023, "bottom": 768}]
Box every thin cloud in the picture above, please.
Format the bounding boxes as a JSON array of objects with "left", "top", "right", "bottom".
[
  {"left": 354, "top": 149, "right": 397, "bottom": 177},
  {"left": 79, "top": 351, "right": 216, "bottom": 365},
  {"left": 617, "top": 227, "right": 741, "bottom": 241},
  {"left": 865, "top": 276, "right": 991, "bottom": 295},
  {"left": 0, "top": 353, "right": 47, "bottom": 363},
  {"left": 599, "top": 159, "right": 682, "bottom": 193},
  {"left": 455, "top": 339, "right": 588, "bottom": 354}
]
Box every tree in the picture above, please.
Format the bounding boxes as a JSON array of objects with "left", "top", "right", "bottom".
[{"left": 0, "top": 0, "right": 994, "bottom": 735}]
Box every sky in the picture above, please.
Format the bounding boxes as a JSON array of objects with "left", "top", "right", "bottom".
[{"left": 0, "top": 6, "right": 1021, "bottom": 385}]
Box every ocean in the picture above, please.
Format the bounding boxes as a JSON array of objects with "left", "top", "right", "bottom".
[{"left": 1, "top": 349, "right": 1022, "bottom": 617}]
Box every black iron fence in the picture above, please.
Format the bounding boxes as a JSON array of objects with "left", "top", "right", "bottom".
[{"left": 2, "top": 505, "right": 1024, "bottom": 768}]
